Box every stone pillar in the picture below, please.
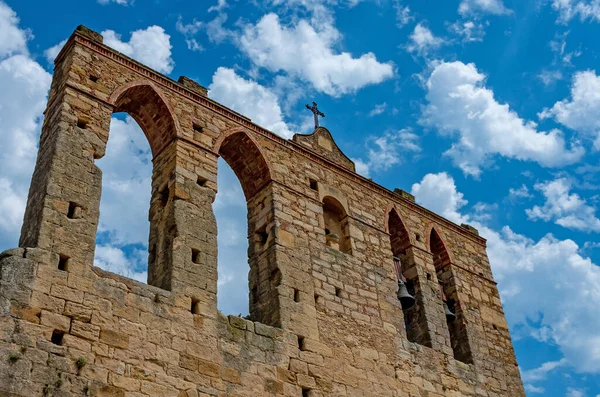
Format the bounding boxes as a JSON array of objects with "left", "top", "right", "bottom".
[{"left": 19, "top": 68, "right": 111, "bottom": 274}]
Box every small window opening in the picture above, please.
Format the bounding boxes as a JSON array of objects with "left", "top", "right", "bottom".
[
  {"left": 415, "top": 233, "right": 422, "bottom": 242},
  {"left": 314, "top": 294, "right": 320, "bottom": 303},
  {"left": 197, "top": 176, "right": 208, "bottom": 187},
  {"left": 191, "top": 249, "right": 201, "bottom": 264},
  {"left": 191, "top": 298, "right": 200, "bottom": 314},
  {"left": 160, "top": 186, "right": 169, "bottom": 206},
  {"left": 322, "top": 196, "right": 351, "bottom": 254},
  {"left": 89, "top": 75, "right": 99, "bottom": 83},
  {"left": 426, "top": 273, "right": 432, "bottom": 281},
  {"left": 251, "top": 287, "right": 258, "bottom": 304},
  {"left": 67, "top": 202, "right": 79, "bottom": 219},
  {"left": 193, "top": 123, "right": 204, "bottom": 133},
  {"left": 256, "top": 226, "right": 268, "bottom": 246},
  {"left": 335, "top": 287, "right": 342, "bottom": 298},
  {"left": 293, "top": 289, "right": 301, "bottom": 302},
  {"left": 297, "top": 336, "right": 305, "bottom": 351},
  {"left": 302, "top": 388, "right": 311, "bottom": 397},
  {"left": 492, "top": 324, "right": 498, "bottom": 331},
  {"left": 309, "top": 178, "right": 318, "bottom": 191},
  {"left": 77, "top": 118, "right": 89, "bottom": 129},
  {"left": 58, "top": 255, "right": 69, "bottom": 272},
  {"left": 51, "top": 330, "right": 64, "bottom": 345}
]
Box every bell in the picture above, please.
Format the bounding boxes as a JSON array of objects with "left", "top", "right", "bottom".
[
  {"left": 443, "top": 300, "right": 456, "bottom": 323},
  {"left": 397, "top": 280, "right": 416, "bottom": 309}
]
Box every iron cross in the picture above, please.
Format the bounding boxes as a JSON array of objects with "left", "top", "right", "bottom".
[{"left": 305, "top": 101, "right": 325, "bottom": 129}]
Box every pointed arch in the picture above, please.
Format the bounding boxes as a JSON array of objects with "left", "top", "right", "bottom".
[
  {"left": 109, "top": 80, "right": 181, "bottom": 156},
  {"left": 426, "top": 224, "right": 455, "bottom": 269},
  {"left": 322, "top": 195, "right": 351, "bottom": 254},
  {"left": 214, "top": 128, "right": 273, "bottom": 201},
  {"left": 387, "top": 207, "right": 411, "bottom": 258}
]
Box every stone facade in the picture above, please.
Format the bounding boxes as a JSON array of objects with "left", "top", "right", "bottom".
[{"left": 0, "top": 26, "right": 525, "bottom": 397}]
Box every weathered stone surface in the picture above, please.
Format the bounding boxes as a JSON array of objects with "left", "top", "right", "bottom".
[{"left": 0, "top": 25, "right": 525, "bottom": 397}]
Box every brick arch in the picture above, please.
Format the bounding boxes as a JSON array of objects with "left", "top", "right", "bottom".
[
  {"left": 427, "top": 224, "right": 455, "bottom": 271},
  {"left": 108, "top": 80, "right": 181, "bottom": 157},
  {"left": 214, "top": 128, "right": 272, "bottom": 200},
  {"left": 387, "top": 207, "right": 412, "bottom": 257}
]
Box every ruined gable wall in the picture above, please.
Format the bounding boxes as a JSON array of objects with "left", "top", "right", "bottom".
[{"left": 0, "top": 26, "right": 524, "bottom": 397}]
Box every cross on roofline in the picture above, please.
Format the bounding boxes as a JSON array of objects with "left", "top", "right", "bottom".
[{"left": 305, "top": 101, "right": 325, "bottom": 129}]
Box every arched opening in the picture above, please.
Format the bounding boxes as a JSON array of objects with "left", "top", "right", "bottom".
[
  {"left": 430, "top": 227, "right": 474, "bottom": 364},
  {"left": 388, "top": 209, "right": 431, "bottom": 347},
  {"left": 93, "top": 83, "right": 180, "bottom": 290},
  {"left": 94, "top": 115, "right": 152, "bottom": 283},
  {"left": 322, "top": 196, "right": 351, "bottom": 254},
  {"left": 216, "top": 130, "right": 276, "bottom": 325},
  {"left": 214, "top": 158, "right": 249, "bottom": 316}
]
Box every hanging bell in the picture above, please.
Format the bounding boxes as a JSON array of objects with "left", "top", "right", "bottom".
[
  {"left": 443, "top": 300, "right": 456, "bottom": 323},
  {"left": 397, "top": 280, "right": 416, "bottom": 310}
]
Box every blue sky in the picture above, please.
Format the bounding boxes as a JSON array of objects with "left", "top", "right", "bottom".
[{"left": 1, "top": 0, "right": 600, "bottom": 395}]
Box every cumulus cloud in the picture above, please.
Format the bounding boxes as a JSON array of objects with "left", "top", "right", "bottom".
[
  {"left": 353, "top": 129, "right": 421, "bottom": 177},
  {"left": 44, "top": 39, "right": 67, "bottom": 64},
  {"left": 422, "top": 61, "right": 583, "bottom": 177},
  {"left": 102, "top": 26, "right": 174, "bottom": 74},
  {"left": 94, "top": 245, "right": 147, "bottom": 283},
  {"left": 0, "top": 2, "right": 52, "bottom": 251},
  {"left": 526, "top": 177, "right": 600, "bottom": 232},
  {"left": 406, "top": 23, "right": 445, "bottom": 56},
  {"left": 552, "top": 0, "right": 600, "bottom": 23},
  {"left": 95, "top": 117, "right": 153, "bottom": 246},
  {"left": 412, "top": 172, "right": 600, "bottom": 374},
  {"left": 209, "top": 67, "right": 294, "bottom": 138},
  {"left": 0, "top": 1, "right": 30, "bottom": 57},
  {"left": 458, "top": 0, "right": 511, "bottom": 16},
  {"left": 540, "top": 70, "right": 600, "bottom": 149},
  {"left": 239, "top": 13, "right": 394, "bottom": 96}
]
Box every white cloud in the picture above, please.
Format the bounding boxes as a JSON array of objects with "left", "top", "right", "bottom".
[
  {"left": 44, "top": 39, "right": 67, "bottom": 64},
  {"left": 406, "top": 23, "right": 445, "bottom": 56},
  {"left": 412, "top": 172, "right": 600, "bottom": 374},
  {"left": 97, "top": 0, "right": 132, "bottom": 5},
  {"left": 0, "top": 1, "right": 30, "bottom": 58},
  {"left": 95, "top": 117, "right": 153, "bottom": 246},
  {"left": 94, "top": 245, "right": 147, "bottom": 283},
  {"left": 552, "top": 0, "right": 600, "bottom": 23},
  {"left": 411, "top": 172, "right": 469, "bottom": 224},
  {"left": 208, "top": 0, "right": 228, "bottom": 12},
  {"left": 368, "top": 102, "right": 387, "bottom": 117},
  {"left": 102, "top": 26, "right": 174, "bottom": 74},
  {"left": 509, "top": 184, "right": 533, "bottom": 200},
  {"left": 522, "top": 359, "right": 567, "bottom": 383},
  {"left": 422, "top": 61, "right": 583, "bottom": 177},
  {"left": 526, "top": 178, "right": 600, "bottom": 232},
  {"left": 521, "top": 359, "right": 567, "bottom": 394},
  {"left": 458, "top": 0, "right": 511, "bottom": 16},
  {"left": 448, "top": 20, "right": 486, "bottom": 42},
  {"left": 353, "top": 129, "right": 421, "bottom": 177},
  {"left": 524, "top": 384, "right": 545, "bottom": 394},
  {"left": 540, "top": 70, "right": 600, "bottom": 149},
  {"left": 394, "top": 0, "right": 413, "bottom": 27},
  {"left": 566, "top": 389, "right": 586, "bottom": 397},
  {"left": 0, "top": 2, "right": 52, "bottom": 251},
  {"left": 208, "top": 67, "right": 294, "bottom": 138},
  {"left": 239, "top": 13, "right": 393, "bottom": 96},
  {"left": 176, "top": 18, "right": 204, "bottom": 52},
  {"left": 538, "top": 69, "right": 563, "bottom": 86}
]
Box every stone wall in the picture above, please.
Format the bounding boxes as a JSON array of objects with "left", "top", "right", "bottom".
[{"left": 0, "top": 26, "right": 525, "bottom": 396}]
